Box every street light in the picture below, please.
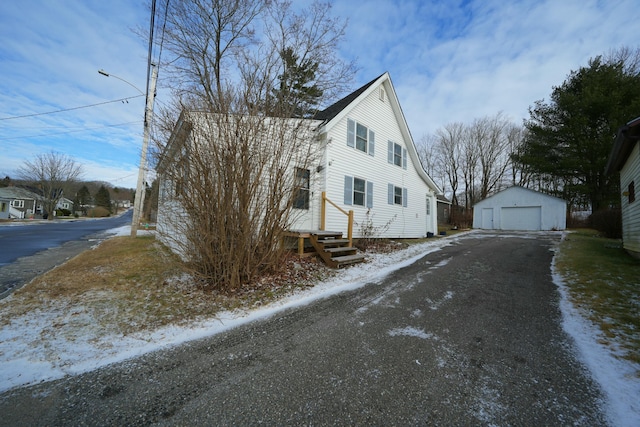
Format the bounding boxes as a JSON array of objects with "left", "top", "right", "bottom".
[
  {"left": 98, "top": 69, "right": 144, "bottom": 95},
  {"left": 99, "top": 66, "right": 158, "bottom": 237}
]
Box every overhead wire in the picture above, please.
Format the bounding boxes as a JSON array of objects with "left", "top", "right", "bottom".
[{"left": 0, "top": 95, "right": 145, "bottom": 121}]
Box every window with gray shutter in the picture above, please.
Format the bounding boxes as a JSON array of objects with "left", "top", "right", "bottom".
[
  {"left": 347, "top": 119, "right": 355, "bottom": 148},
  {"left": 344, "top": 175, "right": 353, "bottom": 205},
  {"left": 366, "top": 181, "right": 374, "bottom": 208}
]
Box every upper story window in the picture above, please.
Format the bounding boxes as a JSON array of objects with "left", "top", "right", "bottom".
[
  {"left": 347, "top": 118, "right": 375, "bottom": 156},
  {"left": 388, "top": 141, "right": 407, "bottom": 169}
]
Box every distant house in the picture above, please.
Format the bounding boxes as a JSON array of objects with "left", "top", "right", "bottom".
[
  {"left": 605, "top": 116, "right": 640, "bottom": 259},
  {"left": 472, "top": 186, "right": 566, "bottom": 231},
  {"left": 0, "top": 195, "right": 10, "bottom": 220},
  {"left": 0, "top": 187, "right": 42, "bottom": 219},
  {"left": 56, "top": 197, "right": 74, "bottom": 213}
]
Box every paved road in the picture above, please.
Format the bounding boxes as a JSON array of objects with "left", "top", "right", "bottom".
[
  {"left": 0, "top": 232, "right": 606, "bottom": 426},
  {"left": 0, "top": 210, "right": 132, "bottom": 298}
]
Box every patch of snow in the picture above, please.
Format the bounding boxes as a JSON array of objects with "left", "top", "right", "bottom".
[
  {"left": 387, "top": 326, "right": 436, "bottom": 340},
  {"left": 551, "top": 234, "right": 640, "bottom": 427}
]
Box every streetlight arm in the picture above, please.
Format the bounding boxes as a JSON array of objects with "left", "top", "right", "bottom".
[{"left": 98, "top": 69, "right": 144, "bottom": 95}]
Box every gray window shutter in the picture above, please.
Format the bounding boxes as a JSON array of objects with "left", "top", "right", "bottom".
[
  {"left": 347, "top": 119, "right": 355, "bottom": 148},
  {"left": 344, "top": 176, "right": 353, "bottom": 205},
  {"left": 368, "top": 129, "right": 375, "bottom": 157},
  {"left": 366, "top": 181, "right": 373, "bottom": 208},
  {"left": 403, "top": 187, "right": 408, "bottom": 207},
  {"left": 388, "top": 141, "right": 393, "bottom": 164},
  {"left": 388, "top": 183, "right": 394, "bottom": 205},
  {"left": 403, "top": 148, "right": 408, "bottom": 169}
]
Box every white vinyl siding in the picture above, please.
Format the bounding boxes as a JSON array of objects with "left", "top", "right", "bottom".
[
  {"left": 620, "top": 142, "right": 640, "bottom": 254},
  {"left": 472, "top": 186, "right": 566, "bottom": 231},
  {"left": 323, "top": 80, "right": 436, "bottom": 238}
]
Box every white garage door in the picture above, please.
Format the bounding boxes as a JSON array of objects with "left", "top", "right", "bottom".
[{"left": 501, "top": 206, "right": 541, "bottom": 231}]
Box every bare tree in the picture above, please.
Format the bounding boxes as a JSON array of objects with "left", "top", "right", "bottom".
[
  {"left": 155, "top": 0, "right": 355, "bottom": 291},
  {"left": 17, "top": 151, "right": 83, "bottom": 219},
  {"left": 476, "top": 112, "right": 511, "bottom": 199}
]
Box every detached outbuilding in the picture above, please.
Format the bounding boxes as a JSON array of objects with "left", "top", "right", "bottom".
[{"left": 473, "top": 186, "right": 566, "bottom": 231}]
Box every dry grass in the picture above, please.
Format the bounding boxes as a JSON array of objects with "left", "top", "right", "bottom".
[
  {"left": 556, "top": 229, "right": 640, "bottom": 367},
  {"left": 1, "top": 236, "right": 334, "bottom": 338}
]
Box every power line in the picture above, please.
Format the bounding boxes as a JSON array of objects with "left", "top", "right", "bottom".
[{"left": 0, "top": 95, "right": 144, "bottom": 121}]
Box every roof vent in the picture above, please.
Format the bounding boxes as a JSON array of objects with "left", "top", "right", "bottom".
[{"left": 379, "top": 87, "right": 385, "bottom": 102}]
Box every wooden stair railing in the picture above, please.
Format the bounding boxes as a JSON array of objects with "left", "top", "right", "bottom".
[{"left": 321, "top": 191, "right": 353, "bottom": 247}]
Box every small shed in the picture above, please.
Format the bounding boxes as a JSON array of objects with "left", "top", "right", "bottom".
[
  {"left": 605, "top": 116, "right": 640, "bottom": 259},
  {"left": 473, "top": 186, "right": 566, "bottom": 231}
]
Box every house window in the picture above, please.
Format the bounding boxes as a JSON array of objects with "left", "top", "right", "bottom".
[
  {"left": 344, "top": 175, "right": 373, "bottom": 208},
  {"left": 11, "top": 200, "right": 24, "bottom": 208},
  {"left": 394, "top": 186, "right": 403, "bottom": 205},
  {"left": 0, "top": 202, "right": 6, "bottom": 213},
  {"left": 356, "top": 123, "right": 368, "bottom": 152},
  {"left": 388, "top": 141, "right": 407, "bottom": 169},
  {"left": 347, "top": 119, "right": 375, "bottom": 156},
  {"left": 293, "top": 168, "right": 310, "bottom": 209},
  {"left": 630, "top": 181, "right": 636, "bottom": 204},
  {"left": 388, "top": 184, "right": 408, "bottom": 207}
]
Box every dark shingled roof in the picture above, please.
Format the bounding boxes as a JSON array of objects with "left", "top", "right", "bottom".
[{"left": 313, "top": 73, "right": 386, "bottom": 122}]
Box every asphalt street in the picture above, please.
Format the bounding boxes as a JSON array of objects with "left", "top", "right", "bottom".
[
  {"left": 0, "top": 232, "right": 606, "bottom": 426},
  {"left": 0, "top": 211, "right": 132, "bottom": 298}
]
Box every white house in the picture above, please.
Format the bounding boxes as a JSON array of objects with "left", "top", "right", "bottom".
[
  {"left": 472, "top": 186, "right": 567, "bottom": 231},
  {"left": 605, "top": 116, "right": 640, "bottom": 259},
  {"left": 294, "top": 72, "right": 441, "bottom": 238},
  {"left": 156, "top": 73, "right": 441, "bottom": 265}
]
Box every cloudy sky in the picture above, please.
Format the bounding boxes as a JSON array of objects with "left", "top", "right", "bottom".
[{"left": 1, "top": 0, "right": 638, "bottom": 189}]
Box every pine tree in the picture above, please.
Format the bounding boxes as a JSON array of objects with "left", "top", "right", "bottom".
[{"left": 94, "top": 185, "right": 112, "bottom": 213}]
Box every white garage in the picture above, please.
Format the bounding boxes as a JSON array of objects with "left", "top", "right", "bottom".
[{"left": 473, "top": 186, "right": 566, "bottom": 231}]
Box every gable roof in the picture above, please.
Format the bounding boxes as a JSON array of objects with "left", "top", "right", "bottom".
[
  {"left": 0, "top": 187, "right": 41, "bottom": 200},
  {"left": 313, "top": 73, "right": 384, "bottom": 122},
  {"left": 314, "top": 72, "right": 442, "bottom": 195},
  {"left": 605, "top": 116, "right": 640, "bottom": 175},
  {"left": 474, "top": 186, "right": 566, "bottom": 207}
]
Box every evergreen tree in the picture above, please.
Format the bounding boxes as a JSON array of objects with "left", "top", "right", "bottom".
[
  {"left": 74, "top": 185, "right": 91, "bottom": 215},
  {"left": 515, "top": 50, "right": 640, "bottom": 211},
  {"left": 268, "top": 47, "right": 323, "bottom": 118},
  {"left": 94, "top": 185, "right": 112, "bottom": 213}
]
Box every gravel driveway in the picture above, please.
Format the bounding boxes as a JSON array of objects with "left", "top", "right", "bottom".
[{"left": 0, "top": 232, "right": 606, "bottom": 426}]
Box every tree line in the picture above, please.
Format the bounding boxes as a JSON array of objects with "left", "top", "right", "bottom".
[
  {"left": 418, "top": 47, "right": 640, "bottom": 225},
  {"left": 2, "top": 151, "right": 135, "bottom": 218}
]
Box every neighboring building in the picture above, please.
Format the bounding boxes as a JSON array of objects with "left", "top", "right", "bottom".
[
  {"left": 436, "top": 194, "right": 452, "bottom": 226},
  {"left": 0, "top": 187, "right": 42, "bottom": 219},
  {"left": 0, "top": 196, "right": 10, "bottom": 220},
  {"left": 605, "top": 116, "right": 640, "bottom": 259},
  {"left": 472, "top": 186, "right": 567, "bottom": 231},
  {"left": 157, "top": 73, "right": 441, "bottom": 250},
  {"left": 56, "top": 197, "right": 74, "bottom": 213}
]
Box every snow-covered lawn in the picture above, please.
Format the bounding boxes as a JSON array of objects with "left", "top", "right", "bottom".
[{"left": 0, "top": 229, "right": 638, "bottom": 425}]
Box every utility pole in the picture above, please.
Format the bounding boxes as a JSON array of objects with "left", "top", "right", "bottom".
[{"left": 131, "top": 64, "right": 158, "bottom": 237}]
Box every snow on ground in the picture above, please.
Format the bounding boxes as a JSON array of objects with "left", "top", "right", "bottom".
[
  {"left": 0, "top": 228, "right": 638, "bottom": 426},
  {"left": 551, "top": 237, "right": 640, "bottom": 427}
]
